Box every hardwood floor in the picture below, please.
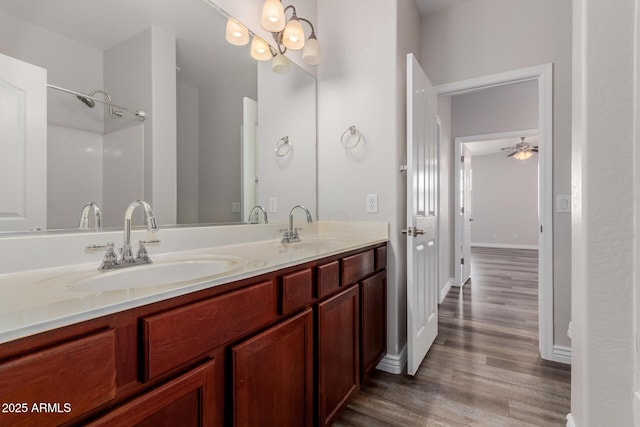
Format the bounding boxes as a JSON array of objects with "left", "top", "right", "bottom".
[{"left": 334, "top": 247, "right": 571, "bottom": 426}]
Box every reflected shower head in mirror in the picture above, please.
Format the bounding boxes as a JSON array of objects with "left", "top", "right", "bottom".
[{"left": 76, "top": 94, "right": 95, "bottom": 108}]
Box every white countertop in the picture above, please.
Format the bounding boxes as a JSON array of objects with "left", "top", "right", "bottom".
[{"left": 0, "top": 221, "right": 388, "bottom": 345}]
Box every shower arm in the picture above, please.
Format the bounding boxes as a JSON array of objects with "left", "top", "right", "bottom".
[{"left": 47, "top": 84, "right": 147, "bottom": 121}]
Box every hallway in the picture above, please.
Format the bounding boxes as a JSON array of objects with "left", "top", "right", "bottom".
[{"left": 334, "top": 247, "right": 571, "bottom": 426}]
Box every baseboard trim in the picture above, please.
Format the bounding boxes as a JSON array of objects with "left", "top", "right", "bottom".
[
  {"left": 552, "top": 345, "right": 572, "bottom": 364},
  {"left": 439, "top": 278, "right": 454, "bottom": 303},
  {"left": 566, "top": 413, "right": 576, "bottom": 427},
  {"left": 471, "top": 242, "right": 539, "bottom": 250},
  {"left": 376, "top": 344, "right": 407, "bottom": 375}
]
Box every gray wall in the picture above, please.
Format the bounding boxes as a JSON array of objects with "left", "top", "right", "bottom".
[
  {"left": 437, "top": 96, "right": 453, "bottom": 293},
  {"left": 471, "top": 152, "right": 538, "bottom": 247},
  {"left": 421, "top": 0, "right": 572, "bottom": 348}
]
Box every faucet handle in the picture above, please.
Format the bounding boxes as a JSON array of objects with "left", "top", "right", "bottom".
[{"left": 85, "top": 242, "right": 115, "bottom": 253}]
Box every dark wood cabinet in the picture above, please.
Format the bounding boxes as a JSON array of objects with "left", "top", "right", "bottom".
[
  {"left": 317, "top": 285, "right": 360, "bottom": 427},
  {"left": 87, "top": 359, "right": 217, "bottom": 427},
  {"left": 360, "top": 270, "right": 387, "bottom": 383},
  {"left": 232, "top": 309, "right": 313, "bottom": 427},
  {"left": 0, "top": 243, "right": 387, "bottom": 427}
]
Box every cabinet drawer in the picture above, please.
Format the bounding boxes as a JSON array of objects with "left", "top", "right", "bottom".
[
  {"left": 375, "top": 246, "right": 387, "bottom": 271},
  {"left": 342, "top": 250, "right": 375, "bottom": 286},
  {"left": 87, "top": 358, "right": 217, "bottom": 427},
  {"left": 0, "top": 329, "right": 116, "bottom": 427},
  {"left": 143, "top": 280, "right": 277, "bottom": 381},
  {"left": 316, "top": 261, "right": 340, "bottom": 299},
  {"left": 281, "top": 269, "right": 314, "bottom": 315}
]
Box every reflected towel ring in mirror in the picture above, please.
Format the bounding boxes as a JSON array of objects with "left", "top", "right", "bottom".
[
  {"left": 275, "top": 136, "right": 292, "bottom": 157},
  {"left": 340, "top": 125, "right": 362, "bottom": 149}
]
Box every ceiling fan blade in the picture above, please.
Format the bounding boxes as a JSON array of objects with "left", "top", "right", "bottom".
[
  {"left": 532, "top": 148, "right": 539, "bottom": 152},
  {"left": 506, "top": 151, "right": 517, "bottom": 157}
]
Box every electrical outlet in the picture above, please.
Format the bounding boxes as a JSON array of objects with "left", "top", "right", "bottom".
[
  {"left": 231, "top": 202, "right": 240, "bottom": 213},
  {"left": 268, "top": 197, "right": 277, "bottom": 213},
  {"left": 366, "top": 194, "right": 378, "bottom": 213}
]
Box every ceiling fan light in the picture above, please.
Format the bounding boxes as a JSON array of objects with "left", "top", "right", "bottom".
[{"left": 513, "top": 150, "right": 534, "bottom": 161}]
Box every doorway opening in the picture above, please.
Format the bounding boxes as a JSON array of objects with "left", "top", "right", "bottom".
[{"left": 435, "top": 64, "right": 560, "bottom": 363}]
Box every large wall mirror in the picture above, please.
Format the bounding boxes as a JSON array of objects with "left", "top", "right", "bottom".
[{"left": 0, "top": 0, "right": 317, "bottom": 234}]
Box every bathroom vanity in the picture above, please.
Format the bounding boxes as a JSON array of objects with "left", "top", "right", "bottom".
[{"left": 0, "top": 223, "right": 387, "bottom": 427}]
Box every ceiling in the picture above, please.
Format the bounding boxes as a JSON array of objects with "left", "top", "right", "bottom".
[
  {"left": 464, "top": 135, "right": 539, "bottom": 157},
  {"left": 415, "top": 0, "right": 470, "bottom": 16}
]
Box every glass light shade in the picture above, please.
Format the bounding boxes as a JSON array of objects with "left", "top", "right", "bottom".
[
  {"left": 225, "top": 18, "right": 249, "bottom": 46},
  {"left": 513, "top": 150, "right": 534, "bottom": 160},
  {"left": 261, "top": 0, "right": 286, "bottom": 32},
  {"left": 272, "top": 52, "right": 291, "bottom": 73},
  {"left": 302, "top": 37, "right": 321, "bottom": 65},
  {"left": 251, "top": 36, "right": 272, "bottom": 61},
  {"left": 282, "top": 18, "right": 305, "bottom": 50}
]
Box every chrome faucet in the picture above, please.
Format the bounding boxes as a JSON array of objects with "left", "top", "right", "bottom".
[
  {"left": 78, "top": 202, "right": 102, "bottom": 232},
  {"left": 122, "top": 200, "right": 159, "bottom": 262},
  {"left": 281, "top": 205, "right": 313, "bottom": 243},
  {"left": 248, "top": 205, "right": 269, "bottom": 224},
  {"left": 86, "top": 200, "right": 160, "bottom": 271}
]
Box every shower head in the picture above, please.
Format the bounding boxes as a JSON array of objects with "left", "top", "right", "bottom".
[{"left": 76, "top": 94, "right": 95, "bottom": 108}]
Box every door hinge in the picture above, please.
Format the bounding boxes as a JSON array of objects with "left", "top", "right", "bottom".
[
  {"left": 400, "top": 164, "right": 407, "bottom": 172},
  {"left": 461, "top": 257, "right": 465, "bottom": 265},
  {"left": 461, "top": 207, "right": 464, "bottom": 214},
  {"left": 540, "top": 225, "right": 543, "bottom": 233},
  {"left": 460, "top": 155, "right": 464, "bottom": 162}
]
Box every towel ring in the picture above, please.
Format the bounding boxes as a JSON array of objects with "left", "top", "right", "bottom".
[
  {"left": 340, "top": 125, "right": 362, "bottom": 149},
  {"left": 275, "top": 136, "right": 292, "bottom": 157}
]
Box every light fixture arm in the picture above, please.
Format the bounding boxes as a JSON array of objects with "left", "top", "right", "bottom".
[{"left": 270, "top": 4, "right": 317, "bottom": 55}]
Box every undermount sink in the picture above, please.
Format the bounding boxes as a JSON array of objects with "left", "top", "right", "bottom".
[{"left": 69, "top": 256, "right": 247, "bottom": 292}]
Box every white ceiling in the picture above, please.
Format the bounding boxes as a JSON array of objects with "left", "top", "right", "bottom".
[
  {"left": 464, "top": 135, "right": 539, "bottom": 157},
  {"left": 415, "top": 0, "right": 470, "bottom": 16},
  {"left": 0, "top": 0, "right": 255, "bottom": 89}
]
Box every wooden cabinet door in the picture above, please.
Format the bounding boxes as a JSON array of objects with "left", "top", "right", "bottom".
[
  {"left": 86, "top": 359, "right": 217, "bottom": 427},
  {"left": 232, "top": 308, "right": 313, "bottom": 427},
  {"left": 317, "top": 285, "right": 360, "bottom": 427},
  {"left": 360, "top": 270, "right": 387, "bottom": 383}
]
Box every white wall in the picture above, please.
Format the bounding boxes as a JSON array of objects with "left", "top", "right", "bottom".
[
  {"left": 451, "top": 80, "right": 539, "bottom": 137},
  {"left": 470, "top": 153, "right": 538, "bottom": 247},
  {"left": 257, "top": 61, "right": 316, "bottom": 223},
  {"left": 47, "top": 125, "right": 103, "bottom": 230},
  {"left": 571, "top": 0, "right": 637, "bottom": 425},
  {"left": 318, "top": 0, "right": 420, "bottom": 365},
  {"left": 0, "top": 11, "right": 104, "bottom": 134},
  {"left": 198, "top": 69, "right": 257, "bottom": 223},
  {"left": 104, "top": 26, "right": 177, "bottom": 226},
  {"left": 177, "top": 81, "right": 200, "bottom": 224},
  {"left": 422, "top": 0, "right": 572, "bottom": 349},
  {"left": 437, "top": 96, "right": 453, "bottom": 291}
]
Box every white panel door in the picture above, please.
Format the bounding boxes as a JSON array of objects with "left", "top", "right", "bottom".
[
  {"left": 0, "top": 53, "right": 47, "bottom": 231},
  {"left": 461, "top": 145, "right": 472, "bottom": 283},
  {"left": 406, "top": 53, "right": 438, "bottom": 376},
  {"left": 241, "top": 97, "right": 258, "bottom": 221}
]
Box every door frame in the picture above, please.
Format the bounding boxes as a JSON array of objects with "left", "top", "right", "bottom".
[
  {"left": 453, "top": 128, "right": 539, "bottom": 287},
  {"left": 435, "top": 63, "right": 556, "bottom": 362}
]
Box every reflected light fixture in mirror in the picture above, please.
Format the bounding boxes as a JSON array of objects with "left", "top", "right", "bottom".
[
  {"left": 225, "top": 18, "right": 250, "bottom": 46},
  {"left": 272, "top": 52, "right": 291, "bottom": 73}
]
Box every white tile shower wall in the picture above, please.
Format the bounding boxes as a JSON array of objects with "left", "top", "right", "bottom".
[
  {"left": 102, "top": 125, "right": 145, "bottom": 228},
  {"left": 47, "top": 125, "right": 103, "bottom": 230}
]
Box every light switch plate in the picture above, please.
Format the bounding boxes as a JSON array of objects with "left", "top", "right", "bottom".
[{"left": 557, "top": 195, "right": 571, "bottom": 213}]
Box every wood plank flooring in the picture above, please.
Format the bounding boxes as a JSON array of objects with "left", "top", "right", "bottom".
[{"left": 334, "top": 247, "right": 571, "bottom": 426}]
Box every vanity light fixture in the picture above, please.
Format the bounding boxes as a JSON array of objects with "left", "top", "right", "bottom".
[
  {"left": 260, "top": 0, "right": 322, "bottom": 66},
  {"left": 225, "top": 17, "right": 250, "bottom": 46},
  {"left": 251, "top": 36, "right": 272, "bottom": 61}
]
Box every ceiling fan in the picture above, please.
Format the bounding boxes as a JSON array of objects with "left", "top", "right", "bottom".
[{"left": 501, "top": 136, "right": 538, "bottom": 160}]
